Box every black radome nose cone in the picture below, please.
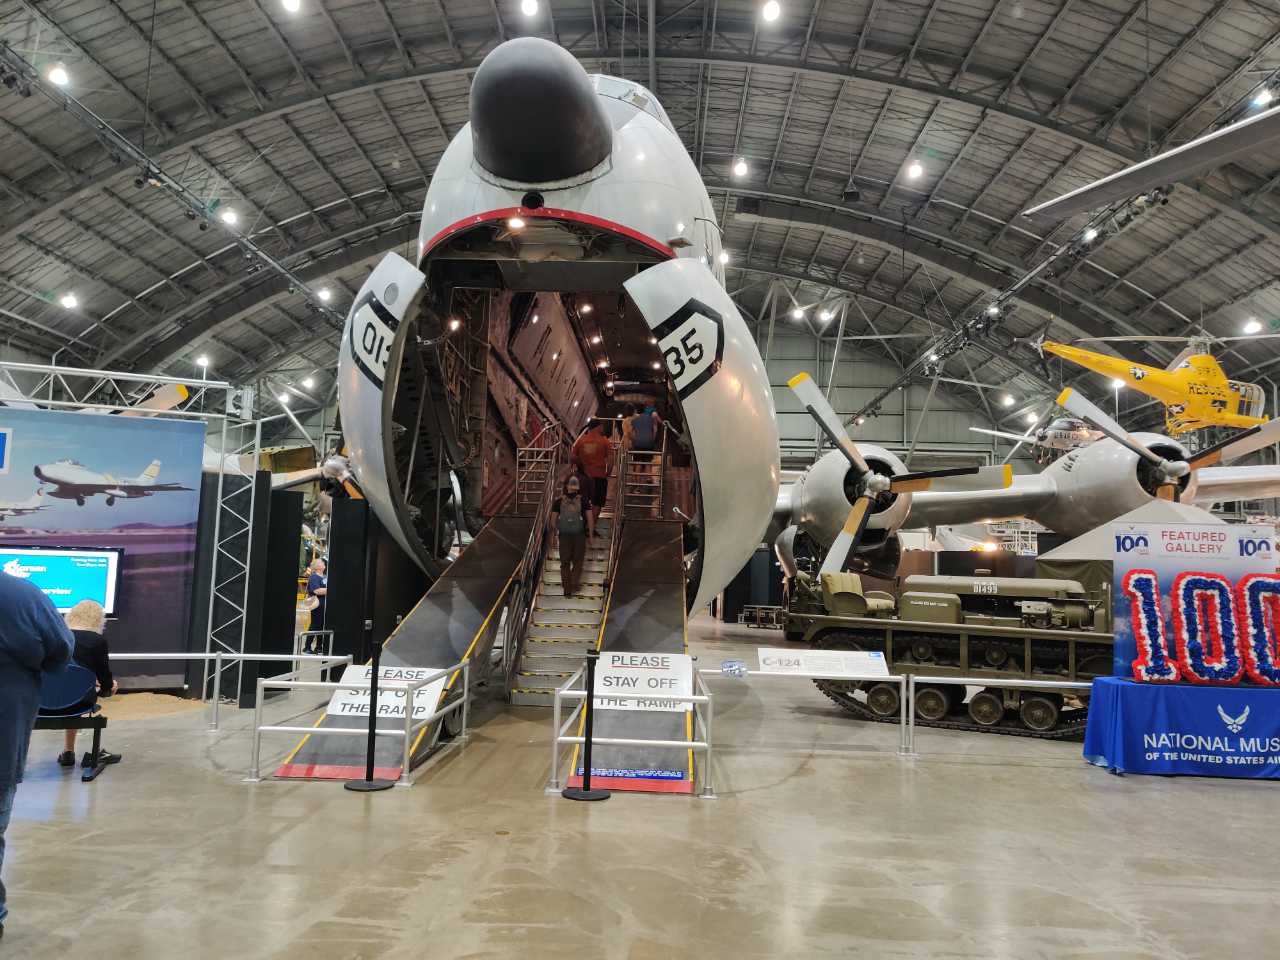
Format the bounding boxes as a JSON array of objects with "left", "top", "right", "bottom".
[{"left": 470, "top": 38, "right": 613, "bottom": 183}]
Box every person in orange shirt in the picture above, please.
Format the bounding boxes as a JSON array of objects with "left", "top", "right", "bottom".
[{"left": 571, "top": 420, "right": 612, "bottom": 509}]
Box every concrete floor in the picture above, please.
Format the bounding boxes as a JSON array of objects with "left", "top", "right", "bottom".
[{"left": 5, "top": 614, "right": 1276, "bottom": 959}]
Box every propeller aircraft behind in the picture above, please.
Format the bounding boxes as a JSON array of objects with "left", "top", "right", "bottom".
[{"left": 34, "top": 458, "right": 192, "bottom": 506}]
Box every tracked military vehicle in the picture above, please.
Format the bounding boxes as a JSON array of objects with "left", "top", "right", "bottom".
[{"left": 784, "top": 570, "right": 1113, "bottom": 738}]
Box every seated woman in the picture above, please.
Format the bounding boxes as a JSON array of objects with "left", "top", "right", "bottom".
[{"left": 58, "top": 599, "right": 120, "bottom": 769}]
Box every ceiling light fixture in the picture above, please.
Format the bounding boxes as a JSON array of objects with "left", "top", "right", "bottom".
[
  {"left": 277, "top": 393, "right": 290, "bottom": 405},
  {"left": 598, "top": 360, "right": 610, "bottom": 368},
  {"left": 59, "top": 292, "right": 78, "bottom": 309},
  {"left": 1112, "top": 378, "right": 1125, "bottom": 389},
  {"left": 507, "top": 216, "right": 525, "bottom": 230},
  {"left": 581, "top": 303, "right": 593, "bottom": 314},
  {"left": 448, "top": 318, "right": 461, "bottom": 331},
  {"left": 718, "top": 250, "right": 730, "bottom": 264},
  {"left": 732, "top": 157, "right": 749, "bottom": 177},
  {"left": 986, "top": 303, "right": 1000, "bottom": 316},
  {"left": 791, "top": 307, "right": 804, "bottom": 320},
  {"left": 46, "top": 62, "right": 69, "bottom": 87},
  {"left": 1082, "top": 226, "right": 1099, "bottom": 242},
  {"left": 590, "top": 335, "right": 602, "bottom": 344},
  {"left": 906, "top": 161, "right": 923, "bottom": 179},
  {"left": 1243, "top": 318, "right": 1263, "bottom": 334},
  {"left": 219, "top": 207, "right": 238, "bottom": 226},
  {"left": 1255, "top": 88, "right": 1275, "bottom": 108},
  {"left": 531, "top": 313, "right": 540, "bottom": 324},
  {"left": 281, "top": 0, "right": 301, "bottom": 10},
  {"left": 855, "top": 416, "right": 866, "bottom": 425},
  {"left": 762, "top": 0, "right": 781, "bottom": 21},
  {"left": 552, "top": 351, "right": 560, "bottom": 361},
  {"left": 819, "top": 309, "right": 833, "bottom": 322},
  {"left": 521, "top": 0, "right": 538, "bottom": 14},
  {"left": 317, "top": 288, "right": 332, "bottom": 302},
  {"left": 301, "top": 376, "right": 315, "bottom": 389},
  {"left": 195, "top": 355, "right": 210, "bottom": 368},
  {"left": 648, "top": 336, "right": 658, "bottom": 344},
  {"left": 928, "top": 352, "right": 939, "bottom": 362},
  {"left": 1024, "top": 411, "right": 1037, "bottom": 423},
  {"left": 652, "top": 361, "right": 662, "bottom": 370},
  {"left": 1001, "top": 394, "right": 1015, "bottom": 407}
]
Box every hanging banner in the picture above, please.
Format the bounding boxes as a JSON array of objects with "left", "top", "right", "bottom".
[{"left": 1111, "top": 521, "right": 1277, "bottom": 684}]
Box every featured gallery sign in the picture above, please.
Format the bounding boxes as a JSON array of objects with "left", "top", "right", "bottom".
[{"left": 1111, "top": 521, "right": 1278, "bottom": 684}]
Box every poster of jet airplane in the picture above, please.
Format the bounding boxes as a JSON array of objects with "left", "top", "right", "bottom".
[
  {"left": 0, "top": 489, "right": 45, "bottom": 522},
  {"left": 33, "top": 458, "right": 192, "bottom": 506}
]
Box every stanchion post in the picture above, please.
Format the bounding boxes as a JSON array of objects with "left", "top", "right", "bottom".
[
  {"left": 399, "top": 678, "right": 414, "bottom": 787},
  {"left": 345, "top": 625, "right": 395, "bottom": 793},
  {"left": 247, "top": 677, "right": 264, "bottom": 781},
  {"left": 898, "top": 675, "right": 909, "bottom": 754},
  {"left": 700, "top": 687, "right": 716, "bottom": 800},
  {"left": 549, "top": 683, "right": 563, "bottom": 791},
  {"left": 906, "top": 674, "right": 917, "bottom": 754},
  {"left": 209, "top": 651, "right": 223, "bottom": 731},
  {"left": 461, "top": 661, "right": 471, "bottom": 741},
  {"left": 562, "top": 649, "right": 610, "bottom": 802}
]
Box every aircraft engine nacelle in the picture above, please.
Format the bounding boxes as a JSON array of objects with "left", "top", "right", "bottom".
[{"left": 790, "top": 444, "right": 910, "bottom": 552}]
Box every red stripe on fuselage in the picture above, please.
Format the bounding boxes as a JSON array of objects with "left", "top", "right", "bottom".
[{"left": 422, "top": 207, "right": 676, "bottom": 261}]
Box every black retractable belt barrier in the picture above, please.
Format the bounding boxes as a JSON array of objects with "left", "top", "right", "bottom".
[
  {"left": 562, "top": 648, "right": 611, "bottom": 802},
  {"left": 345, "top": 625, "right": 395, "bottom": 793}
]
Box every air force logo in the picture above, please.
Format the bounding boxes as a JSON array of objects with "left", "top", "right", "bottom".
[{"left": 1217, "top": 704, "right": 1249, "bottom": 733}]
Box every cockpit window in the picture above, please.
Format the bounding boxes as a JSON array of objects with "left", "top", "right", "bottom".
[{"left": 592, "top": 74, "right": 675, "bottom": 134}]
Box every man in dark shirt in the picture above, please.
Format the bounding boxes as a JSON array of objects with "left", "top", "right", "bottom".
[
  {"left": 0, "top": 570, "right": 74, "bottom": 936},
  {"left": 549, "top": 475, "right": 595, "bottom": 597},
  {"left": 305, "top": 558, "right": 329, "bottom": 654}
]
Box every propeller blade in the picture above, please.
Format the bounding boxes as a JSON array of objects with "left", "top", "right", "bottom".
[
  {"left": 889, "top": 464, "right": 1013, "bottom": 494},
  {"left": 819, "top": 496, "right": 873, "bottom": 576},
  {"left": 788, "top": 372, "right": 869, "bottom": 474},
  {"left": 1055, "top": 387, "right": 1166, "bottom": 468},
  {"left": 1188, "top": 418, "right": 1280, "bottom": 469}
]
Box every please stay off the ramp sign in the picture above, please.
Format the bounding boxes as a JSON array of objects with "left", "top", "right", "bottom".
[{"left": 594, "top": 652, "right": 693, "bottom": 713}]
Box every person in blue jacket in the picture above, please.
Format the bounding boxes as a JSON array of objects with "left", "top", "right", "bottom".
[{"left": 0, "top": 570, "right": 74, "bottom": 938}]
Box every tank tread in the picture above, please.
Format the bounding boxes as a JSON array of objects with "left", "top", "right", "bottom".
[
  {"left": 812, "top": 682, "right": 1089, "bottom": 741},
  {"left": 811, "top": 630, "right": 1089, "bottom": 741}
]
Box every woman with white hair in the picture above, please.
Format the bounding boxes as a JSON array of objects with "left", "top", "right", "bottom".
[{"left": 58, "top": 600, "right": 120, "bottom": 769}]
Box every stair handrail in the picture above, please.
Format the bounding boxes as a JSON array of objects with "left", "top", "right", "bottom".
[{"left": 503, "top": 440, "right": 562, "bottom": 691}]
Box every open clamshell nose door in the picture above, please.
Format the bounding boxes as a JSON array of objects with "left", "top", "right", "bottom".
[
  {"left": 624, "top": 258, "right": 780, "bottom": 612},
  {"left": 336, "top": 252, "right": 437, "bottom": 573}
]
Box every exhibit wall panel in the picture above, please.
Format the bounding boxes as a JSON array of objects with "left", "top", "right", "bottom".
[{"left": 0, "top": 406, "right": 205, "bottom": 687}]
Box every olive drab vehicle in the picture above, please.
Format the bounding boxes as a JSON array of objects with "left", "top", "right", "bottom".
[{"left": 784, "top": 570, "right": 1113, "bottom": 738}]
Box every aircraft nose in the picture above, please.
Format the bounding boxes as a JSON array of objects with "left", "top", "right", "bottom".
[{"left": 470, "top": 37, "right": 612, "bottom": 183}]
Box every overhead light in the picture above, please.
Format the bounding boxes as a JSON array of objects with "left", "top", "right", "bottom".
[
  {"left": 649, "top": 336, "right": 658, "bottom": 345},
  {"left": 985, "top": 303, "right": 1000, "bottom": 317},
  {"left": 573, "top": 399, "right": 580, "bottom": 407},
  {"left": 220, "top": 207, "right": 238, "bottom": 226},
  {"left": 507, "top": 216, "right": 525, "bottom": 231},
  {"left": 1024, "top": 411, "right": 1037, "bottom": 424},
  {"left": 281, "top": 0, "right": 300, "bottom": 11},
  {"left": 791, "top": 307, "right": 804, "bottom": 320},
  {"left": 718, "top": 250, "right": 730, "bottom": 265},
  {"left": 1243, "top": 318, "right": 1263, "bottom": 334},
  {"left": 1112, "top": 378, "right": 1125, "bottom": 389},
  {"left": 58, "top": 292, "right": 78, "bottom": 309},
  {"left": 928, "top": 352, "right": 939, "bottom": 362},
  {"left": 906, "top": 161, "right": 924, "bottom": 180},
  {"left": 676, "top": 221, "right": 685, "bottom": 232},
  {"left": 1082, "top": 226, "right": 1098, "bottom": 242},
  {"left": 521, "top": 0, "right": 538, "bottom": 14},
  {"left": 855, "top": 416, "right": 866, "bottom": 426},
  {"left": 195, "top": 355, "right": 210, "bottom": 368},
  {"left": 590, "top": 335, "right": 602, "bottom": 344},
  {"left": 448, "top": 318, "right": 461, "bottom": 331},
  {"left": 46, "top": 62, "right": 69, "bottom": 87},
  {"left": 819, "top": 309, "right": 833, "bottom": 322},
  {"left": 598, "top": 360, "right": 610, "bottom": 368},
  {"left": 652, "top": 361, "right": 662, "bottom": 370},
  {"left": 762, "top": 0, "right": 782, "bottom": 21},
  {"left": 531, "top": 313, "right": 540, "bottom": 324},
  {"left": 317, "top": 287, "right": 332, "bottom": 302},
  {"left": 552, "top": 351, "right": 560, "bottom": 361},
  {"left": 1255, "top": 88, "right": 1275, "bottom": 108},
  {"left": 605, "top": 381, "right": 615, "bottom": 389},
  {"left": 732, "top": 157, "right": 749, "bottom": 178},
  {"left": 277, "top": 393, "right": 290, "bottom": 405},
  {"left": 1000, "top": 394, "right": 1015, "bottom": 407},
  {"left": 981, "top": 541, "right": 999, "bottom": 553},
  {"left": 301, "top": 376, "right": 315, "bottom": 389},
  {"left": 581, "top": 303, "right": 593, "bottom": 314}
]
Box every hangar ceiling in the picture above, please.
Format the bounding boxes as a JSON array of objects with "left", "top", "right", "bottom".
[{"left": 1, "top": 0, "right": 1279, "bottom": 431}]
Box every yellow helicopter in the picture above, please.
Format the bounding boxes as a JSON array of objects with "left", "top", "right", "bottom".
[{"left": 1034, "top": 334, "right": 1275, "bottom": 435}]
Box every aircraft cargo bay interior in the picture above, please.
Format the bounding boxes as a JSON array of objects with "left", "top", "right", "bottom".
[{"left": 1, "top": 3, "right": 1279, "bottom": 957}]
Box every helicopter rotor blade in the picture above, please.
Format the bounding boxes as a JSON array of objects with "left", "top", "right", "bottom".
[{"left": 1188, "top": 418, "right": 1280, "bottom": 469}]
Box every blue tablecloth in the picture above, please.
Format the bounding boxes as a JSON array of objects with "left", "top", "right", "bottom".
[{"left": 1084, "top": 676, "right": 1280, "bottom": 778}]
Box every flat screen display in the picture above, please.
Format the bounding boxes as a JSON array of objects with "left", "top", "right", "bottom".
[{"left": 0, "top": 545, "right": 123, "bottom": 614}]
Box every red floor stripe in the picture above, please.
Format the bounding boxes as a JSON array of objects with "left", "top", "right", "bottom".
[
  {"left": 275, "top": 762, "right": 403, "bottom": 781},
  {"left": 565, "top": 774, "right": 694, "bottom": 795}
]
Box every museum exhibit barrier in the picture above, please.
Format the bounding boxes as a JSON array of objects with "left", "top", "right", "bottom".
[
  {"left": 547, "top": 665, "right": 717, "bottom": 799},
  {"left": 246, "top": 657, "right": 472, "bottom": 787},
  {"left": 905, "top": 674, "right": 1094, "bottom": 753},
  {"left": 700, "top": 668, "right": 912, "bottom": 754},
  {"left": 108, "top": 651, "right": 351, "bottom": 730}
]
